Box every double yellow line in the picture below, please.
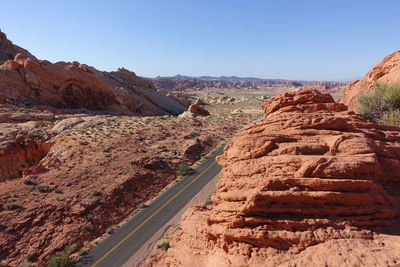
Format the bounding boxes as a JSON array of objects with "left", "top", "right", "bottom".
[{"left": 91, "top": 161, "right": 217, "bottom": 266}]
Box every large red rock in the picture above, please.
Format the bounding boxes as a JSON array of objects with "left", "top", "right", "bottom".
[
  {"left": 0, "top": 31, "right": 185, "bottom": 116},
  {"left": 188, "top": 104, "right": 210, "bottom": 116},
  {"left": 340, "top": 50, "right": 400, "bottom": 111},
  {"left": 149, "top": 90, "right": 400, "bottom": 267}
]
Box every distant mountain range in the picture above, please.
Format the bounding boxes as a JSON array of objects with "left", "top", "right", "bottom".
[
  {"left": 152, "top": 75, "right": 348, "bottom": 94},
  {"left": 155, "top": 74, "right": 359, "bottom": 83}
]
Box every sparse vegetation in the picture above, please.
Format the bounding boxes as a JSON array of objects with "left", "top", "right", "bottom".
[
  {"left": 92, "top": 197, "right": 101, "bottom": 205},
  {"left": 37, "top": 184, "right": 51, "bottom": 193},
  {"left": 382, "top": 109, "right": 400, "bottom": 126},
  {"left": 358, "top": 83, "right": 400, "bottom": 126},
  {"left": 48, "top": 244, "right": 76, "bottom": 267},
  {"left": 204, "top": 194, "right": 213, "bottom": 206},
  {"left": 77, "top": 248, "right": 88, "bottom": 256},
  {"left": 55, "top": 189, "right": 64, "bottom": 194},
  {"left": 138, "top": 203, "right": 149, "bottom": 209},
  {"left": 26, "top": 253, "right": 37, "bottom": 262},
  {"left": 78, "top": 140, "right": 89, "bottom": 145},
  {"left": 177, "top": 163, "right": 192, "bottom": 176},
  {"left": 157, "top": 240, "right": 170, "bottom": 251},
  {"left": 23, "top": 179, "right": 36, "bottom": 186},
  {"left": 3, "top": 202, "right": 22, "bottom": 210},
  {"left": 92, "top": 191, "right": 102, "bottom": 197},
  {"left": 83, "top": 225, "right": 91, "bottom": 232}
]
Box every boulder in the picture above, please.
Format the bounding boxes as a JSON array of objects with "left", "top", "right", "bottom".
[{"left": 188, "top": 104, "right": 210, "bottom": 116}]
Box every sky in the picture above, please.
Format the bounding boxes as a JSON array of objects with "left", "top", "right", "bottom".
[{"left": 1, "top": 0, "right": 400, "bottom": 81}]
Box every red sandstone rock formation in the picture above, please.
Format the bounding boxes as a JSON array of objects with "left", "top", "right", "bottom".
[
  {"left": 0, "top": 31, "right": 185, "bottom": 116},
  {"left": 148, "top": 90, "right": 400, "bottom": 267},
  {"left": 188, "top": 104, "right": 210, "bottom": 116},
  {"left": 341, "top": 50, "right": 400, "bottom": 111}
]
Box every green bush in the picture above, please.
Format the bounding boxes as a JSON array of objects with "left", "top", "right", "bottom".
[
  {"left": 26, "top": 253, "right": 37, "bottom": 262},
  {"left": 48, "top": 244, "right": 76, "bottom": 267},
  {"left": 358, "top": 83, "right": 400, "bottom": 125},
  {"left": 204, "top": 194, "right": 213, "bottom": 206},
  {"left": 55, "top": 189, "right": 64, "bottom": 194},
  {"left": 23, "top": 179, "right": 36, "bottom": 186},
  {"left": 157, "top": 240, "right": 170, "bottom": 251},
  {"left": 177, "top": 163, "right": 192, "bottom": 176},
  {"left": 92, "top": 197, "right": 101, "bottom": 205},
  {"left": 92, "top": 191, "right": 102, "bottom": 197},
  {"left": 37, "top": 184, "right": 51, "bottom": 193}
]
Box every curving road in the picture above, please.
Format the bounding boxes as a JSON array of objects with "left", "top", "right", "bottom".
[{"left": 74, "top": 145, "right": 224, "bottom": 267}]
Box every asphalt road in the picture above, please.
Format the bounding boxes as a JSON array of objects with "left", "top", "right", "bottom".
[{"left": 74, "top": 145, "right": 224, "bottom": 267}]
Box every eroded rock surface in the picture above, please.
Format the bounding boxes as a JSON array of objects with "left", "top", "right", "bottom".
[
  {"left": 341, "top": 50, "right": 400, "bottom": 111},
  {"left": 147, "top": 90, "right": 400, "bottom": 267},
  {"left": 0, "top": 30, "right": 185, "bottom": 116}
]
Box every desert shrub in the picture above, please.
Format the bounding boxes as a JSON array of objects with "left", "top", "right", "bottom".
[
  {"left": 204, "top": 195, "right": 213, "bottom": 206},
  {"left": 23, "top": 179, "right": 36, "bottom": 186},
  {"left": 177, "top": 163, "right": 192, "bottom": 176},
  {"left": 82, "top": 225, "right": 91, "bottom": 232},
  {"left": 55, "top": 189, "right": 64, "bottom": 194},
  {"left": 92, "top": 191, "right": 102, "bottom": 197},
  {"left": 92, "top": 197, "right": 101, "bottom": 205},
  {"left": 26, "top": 253, "right": 37, "bottom": 262},
  {"left": 37, "top": 184, "right": 51, "bottom": 193},
  {"left": 358, "top": 83, "right": 400, "bottom": 124},
  {"left": 138, "top": 203, "right": 149, "bottom": 209},
  {"left": 382, "top": 109, "right": 400, "bottom": 126},
  {"left": 3, "top": 202, "right": 22, "bottom": 210},
  {"left": 157, "top": 240, "right": 170, "bottom": 251},
  {"left": 48, "top": 244, "right": 76, "bottom": 267}
]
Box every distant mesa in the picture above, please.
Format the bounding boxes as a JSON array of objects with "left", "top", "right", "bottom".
[
  {"left": 0, "top": 30, "right": 185, "bottom": 116},
  {"left": 341, "top": 50, "right": 400, "bottom": 111}
]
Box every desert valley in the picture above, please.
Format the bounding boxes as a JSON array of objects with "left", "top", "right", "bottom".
[{"left": 1, "top": 3, "right": 400, "bottom": 267}]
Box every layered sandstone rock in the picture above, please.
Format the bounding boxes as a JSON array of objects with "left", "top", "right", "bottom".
[
  {"left": 149, "top": 90, "right": 400, "bottom": 267},
  {"left": 341, "top": 50, "right": 400, "bottom": 111},
  {"left": 0, "top": 31, "right": 185, "bottom": 116}
]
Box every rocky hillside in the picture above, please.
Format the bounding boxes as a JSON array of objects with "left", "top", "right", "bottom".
[
  {"left": 341, "top": 50, "right": 400, "bottom": 111},
  {"left": 147, "top": 90, "right": 400, "bottom": 267},
  {"left": 153, "top": 76, "right": 346, "bottom": 94},
  {"left": 0, "top": 31, "right": 185, "bottom": 116}
]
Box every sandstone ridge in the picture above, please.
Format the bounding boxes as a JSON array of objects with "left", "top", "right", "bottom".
[
  {"left": 0, "top": 30, "right": 185, "bottom": 116},
  {"left": 341, "top": 50, "right": 400, "bottom": 111},
  {"left": 149, "top": 89, "right": 400, "bottom": 267}
]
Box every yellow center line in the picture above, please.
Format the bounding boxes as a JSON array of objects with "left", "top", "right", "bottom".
[{"left": 91, "top": 160, "right": 217, "bottom": 266}]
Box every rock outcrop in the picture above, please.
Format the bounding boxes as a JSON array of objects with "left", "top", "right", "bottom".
[
  {"left": 0, "top": 31, "right": 36, "bottom": 64},
  {"left": 188, "top": 104, "right": 210, "bottom": 116},
  {"left": 341, "top": 50, "right": 400, "bottom": 111},
  {"left": 150, "top": 90, "right": 400, "bottom": 266},
  {"left": 0, "top": 31, "right": 185, "bottom": 116}
]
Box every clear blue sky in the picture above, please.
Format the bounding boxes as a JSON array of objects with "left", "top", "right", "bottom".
[{"left": 2, "top": 0, "right": 399, "bottom": 81}]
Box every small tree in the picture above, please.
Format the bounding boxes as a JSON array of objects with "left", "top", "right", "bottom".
[
  {"left": 177, "top": 163, "right": 192, "bottom": 176},
  {"left": 48, "top": 244, "right": 76, "bottom": 267}
]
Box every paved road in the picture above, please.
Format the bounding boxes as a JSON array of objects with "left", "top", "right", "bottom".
[{"left": 74, "top": 145, "right": 224, "bottom": 267}]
